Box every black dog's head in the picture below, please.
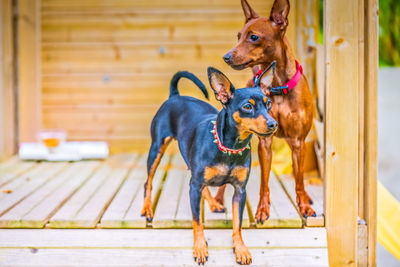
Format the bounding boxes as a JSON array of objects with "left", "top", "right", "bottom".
[{"left": 207, "top": 62, "right": 278, "bottom": 140}]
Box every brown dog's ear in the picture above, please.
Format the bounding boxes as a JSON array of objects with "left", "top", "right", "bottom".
[
  {"left": 241, "top": 0, "right": 259, "bottom": 23},
  {"left": 270, "top": 0, "right": 290, "bottom": 31},
  {"left": 258, "top": 61, "right": 276, "bottom": 95},
  {"left": 207, "top": 67, "right": 235, "bottom": 105}
]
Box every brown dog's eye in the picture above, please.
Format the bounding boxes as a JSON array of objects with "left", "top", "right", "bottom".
[{"left": 250, "top": 34, "right": 259, "bottom": 42}]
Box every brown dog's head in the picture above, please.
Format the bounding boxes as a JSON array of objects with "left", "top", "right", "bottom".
[{"left": 223, "top": 0, "right": 290, "bottom": 70}]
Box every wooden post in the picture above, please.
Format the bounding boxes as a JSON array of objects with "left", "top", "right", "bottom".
[
  {"left": 0, "top": 0, "right": 17, "bottom": 160},
  {"left": 17, "top": 0, "right": 41, "bottom": 142},
  {"left": 324, "top": 0, "right": 360, "bottom": 265},
  {"left": 364, "top": 0, "right": 378, "bottom": 265},
  {"left": 324, "top": 0, "right": 378, "bottom": 265}
]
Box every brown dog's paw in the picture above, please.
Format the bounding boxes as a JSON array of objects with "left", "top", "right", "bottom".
[
  {"left": 193, "top": 239, "right": 208, "bottom": 265},
  {"left": 255, "top": 199, "right": 270, "bottom": 224},
  {"left": 140, "top": 202, "right": 153, "bottom": 222},
  {"left": 296, "top": 192, "right": 316, "bottom": 218},
  {"left": 207, "top": 197, "right": 225, "bottom": 213},
  {"left": 233, "top": 243, "right": 252, "bottom": 265}
]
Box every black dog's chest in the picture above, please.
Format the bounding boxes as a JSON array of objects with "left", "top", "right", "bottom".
[{"left": 203, "top": 164, "right": 248, "bottom": 187}]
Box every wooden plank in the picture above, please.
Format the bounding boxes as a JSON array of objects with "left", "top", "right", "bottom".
[
  {"left": 152, "top": 155, "right": 192, "bottom": 228},
  {"left": 0, "top": 159, "right": 37, "bottom": 188},
  {"left": 246, "top": 166, "right": 302, "bottom": 229},
  {"left": 40, "top": 0, "right": 273, "bottom": 10},
  {"left": 364, "top": 0, "right": 378, "bottom": 265},
  {"left": 0, "top": 248, "right": 328, "bottom": 266},
  {"left": 18, "top": 0, "right": 41, "bottom": 142},
  {"left": 324, "top": 0, "right": 361, "bottom": 265},
  {"left": 0, "top": 161, "right": 100, "bottom": 228},
  {"left": 0, "top": 0, "right": 16, "bottom": 159},
  {"left": 0, "top": 228, "right": 328, "bottom": 266},
  {"left": 0, "top": 162, "right": 68, "bottom": 217},
  {"left": 0, "top": 228, "right": 328, "bottom": 248},
  {"left": 100, "top": 153, "right": 170, "bottom": 228},
  {"left": 49, "top": 154, "right": 136, "bottom": 228},
  {"left": 276, "top": 172, "right": 324, "bottom": 227}
]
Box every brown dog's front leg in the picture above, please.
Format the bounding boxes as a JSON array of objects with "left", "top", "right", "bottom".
[
  {"left": 287, "top": 138, "right": 316, "bottom": 217},
  {"left": 255, "top": 136, "right": 273, "bottom": 223}
]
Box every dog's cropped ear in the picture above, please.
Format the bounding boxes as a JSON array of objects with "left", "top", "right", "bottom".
[
  {"left": 241, "top": 0, "right": 259, "bottom": 23},
  {"left": 207, "top": 67, "right": 235, "bottom": 105},
  {"left": 270, "top": 0, "right": 290, "bottom": 31},
  {"left": 258, "top": 61, "right": 276, "bottom": 95}
]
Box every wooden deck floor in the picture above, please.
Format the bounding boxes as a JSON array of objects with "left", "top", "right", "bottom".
[
  {"left": 0, "top": 153, "right": 327, "bottom": 266},
  {"left": 0, "top": 153, "right": 323, "bottom": 229}
]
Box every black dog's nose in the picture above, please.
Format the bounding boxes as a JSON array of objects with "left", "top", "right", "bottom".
[
  {"left": 267, "top": 121, "right": 278, "bottom": 130},
  {"left": 223, "top": 53, "right": 232, "bottom": 63}
]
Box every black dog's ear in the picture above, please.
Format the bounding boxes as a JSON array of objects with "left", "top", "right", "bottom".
[
  {"left": 257, "top": 61, "right": 276, "bottom": 95},
  {"left": 241, "top": 0, "right": 259, "bottom": 23},
  {"left": 207, "top": 67, "right": 235, "bottom": 105},
  {"left": 270, "top": 0, "right": 290, "bottom": 31}
]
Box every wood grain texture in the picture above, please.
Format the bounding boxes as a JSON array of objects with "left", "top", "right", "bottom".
[
  {"left": 0, "top": 158, "right": 37, "bottom": 187},
  {"left": 276, "top": 172, "right": 324, "bottom": 227},
  {"left": 246, "top": 165, "right": 302, "bottom": 228},
  {"left": 40, "top": 0, "right": 298, "bottom": 152},
  {"left": 0, "top": 228, "right": 328, "bottom": 266},
  {"left": 100, "top": 154, "right": 170, "bottom": 228},
  {"left": 0, "top": 0, "right": 16, "bottom": 159},
  {"left": 364, "top": 0, "right": 378, "bottom": 265},
  {"left": 18, "top": 0, "right": 41, "bottom": 142},
  {"left": 0, "top": 161, "right": 100, "bottom": 228},
  {"left": 0, "top": 162, "right": 68, "bottom": 217},
  {"left": 152, "top": 156, "right": 192, "bottom": 228},
  {"left": 49, "top": 154, "right": 136, "bottom": 228},
  {"left": 0, "top": 248, "right": 328, "bottom": 267},
  {"left": 324, "top": 0, "right": 361, "bottom": 265}
]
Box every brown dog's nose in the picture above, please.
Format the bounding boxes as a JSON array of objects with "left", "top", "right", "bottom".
[{"left": 223, "top": 53, "right": 232, "bottom": 63}]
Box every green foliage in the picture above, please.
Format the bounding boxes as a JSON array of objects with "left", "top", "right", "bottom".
[{"left": 379, "top": 0, "right": 400, "bottom": 66}]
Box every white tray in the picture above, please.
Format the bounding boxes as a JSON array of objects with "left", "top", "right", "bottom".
[{"left": 19, "top": 141, "right": 109, "bottom": 161}]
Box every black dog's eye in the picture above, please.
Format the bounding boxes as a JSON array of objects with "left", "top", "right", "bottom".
[
  {"left": 242, "top": 103, "right": 253, "bottom": 111},
  {"left": 250, "top": 34, "right": 259, "bottom": 42}
]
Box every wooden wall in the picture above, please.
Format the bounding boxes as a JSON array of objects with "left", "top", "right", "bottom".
[
  {"left": 40, "top": 0, "right": 298, "bottom": 153},
  {"left": 0, "top": 0, "right": 17, "bottom": 160}
]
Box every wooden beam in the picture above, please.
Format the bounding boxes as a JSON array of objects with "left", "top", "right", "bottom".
[
  {"left": 364, "top": 0, "right": 378, "bottom": 265},
  {"left": 324, "top": 0, "right": 361, "bottom": 265},
  {"left": 17, "top": 0, "right": 41, "bottom": 142},
  {"left": 0, "top": 0, "right": 17, "bottom": 160}
]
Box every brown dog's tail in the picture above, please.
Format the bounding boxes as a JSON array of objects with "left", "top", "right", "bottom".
[{"left": 169, "top": 71, "right": 209, "bottom": 99}]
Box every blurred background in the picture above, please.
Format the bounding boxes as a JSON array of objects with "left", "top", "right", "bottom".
[{"left": 376, "top": 0, "right": 400, "bottom": 266}]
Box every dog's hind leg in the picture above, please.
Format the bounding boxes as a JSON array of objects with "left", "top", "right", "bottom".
[
  {"left": 141, "top": 136, "right": 172, "bottom": 222},
  {"left": 202, "top": 186, "right": 225, "bottom": 213},
  {"left": 213, "top": 184, "right": 226, "bottom": 207}
]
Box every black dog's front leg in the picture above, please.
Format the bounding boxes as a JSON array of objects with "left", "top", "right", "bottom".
[
  {"left": 232, "top": 188, "right": 252, "bottom": 265},
  {"left": 190, "top": 182, "right": 208, "bottom": 265}
]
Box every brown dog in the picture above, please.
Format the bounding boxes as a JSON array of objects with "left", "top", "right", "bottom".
[{"left": 215, "top": 0, "right": 316, "bottom": 221}]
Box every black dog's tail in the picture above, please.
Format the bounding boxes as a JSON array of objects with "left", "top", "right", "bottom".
[{"left": 169, "top": 71, "right": 209, "bottom": 99}]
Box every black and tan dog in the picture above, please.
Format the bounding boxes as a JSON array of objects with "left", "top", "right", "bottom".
[{"left": 141, "top": 64, "right": 277, "bottom": 265}]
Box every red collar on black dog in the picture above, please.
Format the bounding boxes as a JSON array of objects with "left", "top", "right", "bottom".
[
  {"left": 253, "top": 60, "right": 303, "bottom": 96},
  {"left": 210, "top": 120, "right": 250, "bottom": 155}
]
